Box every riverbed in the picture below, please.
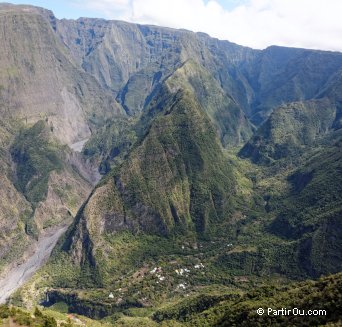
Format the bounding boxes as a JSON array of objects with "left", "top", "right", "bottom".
[{"left": 0, "top": 226, "right": 68, "bottom": 304}]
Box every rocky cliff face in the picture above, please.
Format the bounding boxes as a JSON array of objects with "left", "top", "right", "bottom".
[
  {"left": 55, "top": 17, "right": 342, "bottom": 127},
  {"left": 2, "top": 3, "right": 342, "bottom": 146},
  {"left": 243, "top": 46, "right": 342, "bottom": 124},
  {"left": 163, "top": 60, "right": 253, "bottom": 146},
  {"left": 36, "top": 79, "right": 256, "bottom": 300},
  {"left": 63, "top": 86, "right": 243, "bottom": 269},
  {"left": 56, "top": 18, "right": 256, "bottom": 118},
  {"left": 0, "top": 120, "right": 32, "bottom": 274},
  {"left": 0, "top": 119, "right": 93, "bottom": 276},
  {"left": 2, "top": 3, "right": 342, "bottom": 319},
  {"left": 0, "top": 4, "right": 123, "bottom": 146},
  {"left": 0, "top": 4, "right": 122, "bottom": 275},
  {"left": 239, "top": 98, "right": 338, "bottom": 163}
]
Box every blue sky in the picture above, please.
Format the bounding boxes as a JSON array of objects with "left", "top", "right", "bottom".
[
  {"left": 2, "top": 0, "right": 342, "bottom": 51},
  {"left": 2, "top": 0, "right": 100, "bottom": 19},
  {"left": 3, "top": 0, "right": 248, "bottom": 19}
]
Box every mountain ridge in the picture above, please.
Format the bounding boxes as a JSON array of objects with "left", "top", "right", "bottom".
[{"left": 0, "top": 4, "right": 342, "bottom": 326}]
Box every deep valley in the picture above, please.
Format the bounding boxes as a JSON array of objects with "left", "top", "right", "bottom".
[{"left": 0, "top": 3, "right": 342, "bottom": 326}]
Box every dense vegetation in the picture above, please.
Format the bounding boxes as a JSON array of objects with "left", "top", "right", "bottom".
[
  {"left": 11, "top": 121, "right": 63, "bottom": 205},
  {"left": 154, "top": 272, "right": 342, "bottom": 326},
  {"left": 16, "top": 60, "right": 342, "bottom": 324},
  {"left": 7, "top": 272, "right": 342, "bottom": 326},
  {"left": 1, "top": 4, "right": 342, "bottom": 327},
  {"left": 0, "top": 305, "right": 57, "bottom": 327},
  {"left": 8, "top": 120, "right": 91, "bottom": 238}
]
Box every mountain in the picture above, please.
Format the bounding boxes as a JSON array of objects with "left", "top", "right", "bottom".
[
  {"left": 81, "top": 59, "right": 254, "bottom": 174},
  {"left": 0, "top": 4, "right": 123, "bottom": 146},
  {"left": 55, "top": 18, "right": 255, "bottom": 118},
  {"left": 13, "top": 71, "right": 261, "bottom": 314},
  {"left": 0, "top": 3, "right": 127, "bottom": 279},
  {"left": 21, "top": 52, "right": 342, "bottom": 318},
  {"left": 239, "top": 97, "right": 338, "bottom": 164},
  {"left": 55, "top": 18, "right": 342, "bottom": 127},
  {"left": 0, "top": 119, "right": 32, "bottom": 274},
  {"left": 69, "top": 83, "right": 243, "bottom": 239},
  {"left": 268, "top": 131, "right": 342, "bottom": 276},
  {"left": 0, "top": 119, "right": 94, "bottom": 280},
  {"left": 0, "top": 3, "right": 342, "bottom": 326},
  {"left": 159, "top": 60, "right": 253, "bottom": 146},
  {"left": 242, "top": 46, "right": 342, "bottom": 124},
  {"left": 238, "top": 88, "right": 342, "bottom": 278},
  {"left": 2, "top": 4, "right": 342, "bottom": 136},
  {"left": 43, "top": 81, "right": 251, "bottom": 288}
]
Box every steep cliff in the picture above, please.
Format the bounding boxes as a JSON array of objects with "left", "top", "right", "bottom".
[
  {"left": 239, "top": 98, "right": 338, "bottom": 163},
  {"left": 0, "top": 4, "right": 123, "bottom": 146},
  {"left": 0, "top": 119, "right": 92, "bottom": 277},
  {"left": 56, "top": 17, "right": 342, "bottom": 127},
  {"left": 2, "top": 4, "right": 342, "bottom": 323}
]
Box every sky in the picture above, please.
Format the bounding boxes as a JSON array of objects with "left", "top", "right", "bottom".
[{"left": 2, "top": 0, "right": 342, "bottom": 52}]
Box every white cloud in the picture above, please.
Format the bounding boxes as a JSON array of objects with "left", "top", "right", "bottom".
[
  {"left": 72, "top": 0, "right": 132, "bottom": 18},
  {"left": 72, "top": 0, "right": 342, "bottom": 51}
]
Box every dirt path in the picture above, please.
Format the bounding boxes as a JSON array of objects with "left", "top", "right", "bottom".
[{"left": 0, "top": 226, "right": 68, "bottom": 304}]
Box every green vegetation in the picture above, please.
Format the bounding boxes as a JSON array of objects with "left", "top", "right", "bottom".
[
  {"left": 236, "top": 97, "right": 342, "bottom": 278},
  {"left": 116, "top": 90, "right": 238, "bottom": 236},
  {"left": 11, "top": 120, "right": 63, "bottom": 205},
  {"left": 0, "top": 305, "right": 57, "bottom": 326},
  {"left": 159, "top": 272, "right": 342, "bottom": 326},
  {"left": 8, "top": 119, "right": 91, "bottom": 239},
  {"left": 17, "top": 58, "right": 342, "bottom": 324},
  {"left": 83, "top": 116, "right": 137, "bottom": 173},
  {"left": 163, "top": 60, "right": 253, "bottom": 147},
  {"left": 10, "top": 272, "right": 342, "bottom": 326},
  {"left": 2, "top": 5, "right": 342, "bottom": 326},
  {"left": 267, "top": 134, "right": 342, "bottom": 277},
  {"left": 8, "top": 120, "right": 67, "bottom": 238},
  {"left": 239, "top": 98, "right": 337, "bottom": 164}
]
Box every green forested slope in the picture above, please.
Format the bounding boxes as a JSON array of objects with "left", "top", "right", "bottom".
[
  {"left": 155, "top": 272, "right": 342, "bottom": 327},
  {"left": 1, "top": 4, "right": 342, "bottom": 326}
]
